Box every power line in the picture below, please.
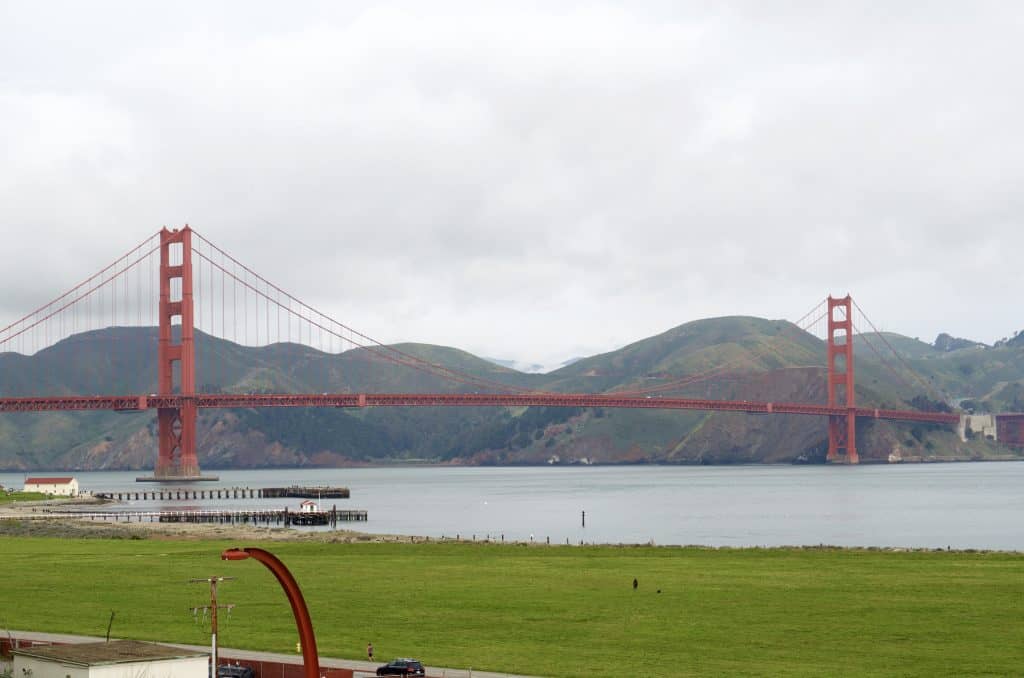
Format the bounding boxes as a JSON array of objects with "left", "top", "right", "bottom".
[{"left": 189, "top": 576, "right": 236, "bottom": 673}]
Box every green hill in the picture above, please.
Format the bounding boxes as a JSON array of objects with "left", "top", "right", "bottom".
[{"left": 1, "top": 317, "right": 1022, "bottom": 471}]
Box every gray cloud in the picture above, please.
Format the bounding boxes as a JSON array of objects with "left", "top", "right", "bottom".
[{"left": 2, "top": 2, "right": 1023, "bottom": 365}]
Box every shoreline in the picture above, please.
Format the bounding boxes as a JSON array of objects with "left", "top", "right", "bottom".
[
  {"left": 0, "top": 498, "right": 405, "bottom": 543},
  {"left": 2, "top": 498, "right": 1021, "bottom": 554}
]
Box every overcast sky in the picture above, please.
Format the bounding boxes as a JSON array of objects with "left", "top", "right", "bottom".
[{"left": 2, "top": 2, "right": 1022, "bottom": 369}]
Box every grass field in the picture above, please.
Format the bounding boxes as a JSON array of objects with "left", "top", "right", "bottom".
[
  {"left": 0, "top": 492, "right": 49, "bottom": 504},
  {"left": 1, "top": 536, "right": 1021, "bottom": 677}
]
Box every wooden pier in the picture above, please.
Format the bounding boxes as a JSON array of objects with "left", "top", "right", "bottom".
[
  {"left": 261, "top": 486, "right": 350, "bottom": 499},
  {"left": 43, "top": 507, "right": 367, "bottom": 527},
  {"left": 93, "top": 486, "right": 349, "bottom": 502}
]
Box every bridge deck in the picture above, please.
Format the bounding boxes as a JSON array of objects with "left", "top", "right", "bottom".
[{"left": 0, "top": 392, "right": 961, "bottom": 424}]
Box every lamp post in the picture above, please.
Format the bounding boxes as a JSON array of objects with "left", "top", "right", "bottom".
[{"left": 221, "top": 547, "right": 320, "bottom": 678}]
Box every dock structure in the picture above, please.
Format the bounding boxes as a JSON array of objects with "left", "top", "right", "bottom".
[
  {"left": 93, "top": 486, "right": 350, "bottom": 502},
  {"left": 261, "top": 486, "right": 350, "bottom": 499},
  {"left": 42, "top": 506, "right": 366, "bottom": 527}
]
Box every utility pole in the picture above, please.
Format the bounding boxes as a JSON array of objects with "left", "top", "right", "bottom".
[{"left": 190, "top": 576, "right": 235, "bottom": 674}]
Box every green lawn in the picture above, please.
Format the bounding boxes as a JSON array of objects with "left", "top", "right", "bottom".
[
  {"left": 0, "top": 491, "right": 49, "bottom": 504},
  {"left": 1, "top": 537, "right": 1021, "bottom": 677}
]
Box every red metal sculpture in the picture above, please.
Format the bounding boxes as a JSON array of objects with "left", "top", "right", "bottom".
[{"left": 221, "top": 547, "right": 320, "bottom": 678}]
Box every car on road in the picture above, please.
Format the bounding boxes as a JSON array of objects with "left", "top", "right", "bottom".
[
  {"left": 215, "top": 664, "right": 255, "bottom": 678},
  {"left": 375, "top": 658, "right": 426, "bottom": 676}
]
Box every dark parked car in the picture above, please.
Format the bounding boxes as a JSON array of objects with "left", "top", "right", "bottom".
[
  {"left": 216, "top": 664, "right": 255, "bottom": 678},
  {"left": 376, "top": 658, "right": 426, "bottom": 676}
]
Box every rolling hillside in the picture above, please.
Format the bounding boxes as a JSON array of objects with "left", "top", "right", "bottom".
[{"left": 1, "top": 319, "right": 1022, "bottom": 471}]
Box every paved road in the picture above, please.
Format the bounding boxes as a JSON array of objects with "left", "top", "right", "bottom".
[{"left": 3, "top": 629, "right": 542, "bottom": 678}]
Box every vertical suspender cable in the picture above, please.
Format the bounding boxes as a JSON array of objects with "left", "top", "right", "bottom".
[
  {"left": 207, "top": 242, "right": 212, "bottom": 391},
  {"left": 150, "top": 246, "right": 155, "bottom": 391},
  {"left": 222, "top": 250, "right": 227, "bottom": 391},
  {"left": 196, "top": 238, "right": 202, "bottom": 390},
  {"left": 221, "top": 249, "right": 225, "bottom": 346}
]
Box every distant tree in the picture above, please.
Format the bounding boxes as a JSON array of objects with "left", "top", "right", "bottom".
[{"left": 909, "top": 395, "right": 952, "bottom": 413}]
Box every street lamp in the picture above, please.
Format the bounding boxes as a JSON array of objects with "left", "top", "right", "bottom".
[{"left": 221, "top": 547, "right": 321, "bottom": 678}]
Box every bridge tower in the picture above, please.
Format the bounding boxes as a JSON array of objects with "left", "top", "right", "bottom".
[
  {"left": 154, "top": 226, "right": 200, "bottom": 479},
  {"left": 826, "top": 294, "right": 858, "bottom": 463}
]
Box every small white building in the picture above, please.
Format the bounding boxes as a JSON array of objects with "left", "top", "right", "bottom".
[
  {"left": 12, "top": 640, "right": 208, "bottom": 678},
  {"left": 299, "top": 499, "right": 319, "bottom": 513},
  {"left": 23, "top": 476, "right": 79, "bottom": 496}
]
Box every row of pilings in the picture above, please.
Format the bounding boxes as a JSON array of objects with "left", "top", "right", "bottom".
[
  {"left": 96, "top": 487, "right": 260, "bottom": 501},
  {"left": 94, "top": 486, "right": 350, "bottom": 502},
  {"left": 68, "top": 506, "right": 367, "bottom": 527}
]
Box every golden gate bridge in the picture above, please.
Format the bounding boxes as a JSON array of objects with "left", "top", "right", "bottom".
[{"left": 2, "top": 226, "right": 1017, "bottom": 480}]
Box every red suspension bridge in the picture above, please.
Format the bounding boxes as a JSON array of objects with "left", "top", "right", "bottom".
[{"left": 0, "top": 226, "right": 1005, "bottom": 480}]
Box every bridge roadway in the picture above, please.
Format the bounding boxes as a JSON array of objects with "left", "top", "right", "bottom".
[{"left": 0, "top": 392, "right": 960, "bottom": 424}]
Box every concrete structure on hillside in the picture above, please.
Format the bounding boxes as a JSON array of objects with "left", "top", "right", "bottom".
[
  {"left": 957, "top": 414, "right": 997, "bottom": 442},
  {"left": 22, "top": 476, "right": 79, "bottom": 496},
  {"left": 12, "top": 640, "right": 208, "bottom": 678}
]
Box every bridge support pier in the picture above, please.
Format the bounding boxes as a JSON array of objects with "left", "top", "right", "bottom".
[{"left": 826, "top": 295, "right": 858, "bottom": 464}]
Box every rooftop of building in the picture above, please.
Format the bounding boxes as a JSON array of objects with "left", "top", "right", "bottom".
[{"left": 12, "top": 640, "right": 207, "bottom": 666}]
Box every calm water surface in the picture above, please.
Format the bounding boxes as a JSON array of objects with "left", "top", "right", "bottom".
[{"left": 3, "top": 463, "right": 1022, "bottom": 550}]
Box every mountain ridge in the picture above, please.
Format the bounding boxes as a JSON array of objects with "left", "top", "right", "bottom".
[{"left": 1, "top": 315, "right": 1022, "bottom": 470}]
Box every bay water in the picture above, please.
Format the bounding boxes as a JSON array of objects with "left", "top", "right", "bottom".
[{"left": 3, "top": 462, "right": 1022, "bottom": 550}]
